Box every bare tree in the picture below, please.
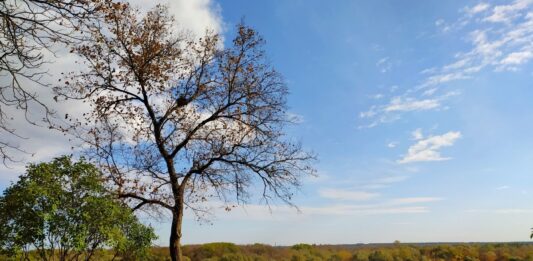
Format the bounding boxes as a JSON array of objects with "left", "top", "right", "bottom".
[
  {"left": 57, "top": 4, "right": 315, "bottom": 261},
  {"left": 0, "top": 0, "right": 107, "bottom": 163}
]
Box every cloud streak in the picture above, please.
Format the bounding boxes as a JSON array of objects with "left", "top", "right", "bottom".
[
  {"left": 359, "top": 92, "right": 458, "bottom": 128},
  {"left": 389, "top": 197, "right": 443, "bottom": 204},
  {"left": 319, "top": 188, "right": 379, "bottom": 201},
  {"left": 188, "top": 200, "right": 437, "bottom": 222}
]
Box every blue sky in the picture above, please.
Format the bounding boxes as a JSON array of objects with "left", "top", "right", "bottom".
[
  {"left": 2, "top": 0, "right": 533, "bottom": 246},
  {"left": 173, "top": 0, "right": 533, "bottom": 245}
]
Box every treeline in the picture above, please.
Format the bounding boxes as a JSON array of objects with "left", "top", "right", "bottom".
[
  {"left": 150, "top": 242, "right": 533, "bottom": 261},
  {"left": 3, "top": 242, "right": 533, "bottom": 260}
]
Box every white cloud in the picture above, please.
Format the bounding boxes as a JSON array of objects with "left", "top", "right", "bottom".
[
  {"left": 384, "top": 97, "right": 440, "bottom": 112},
  {"left": 359, "top": 106, "right": 377, "bottom": 118},
  {"left": 420, "top": 67, "right": 437, "bottom": 74},
  {"left": 376, "top": 57, "right": 392, "bottom": 73},
  {"left": 422, "top": 88, "right": 438, "bottom": 96},
  {"left": 464, "top": 3, "right": 491, "bottom": 15},
  {"left": 435, "top": 19, "right": 451, "bottom": 33},
  {"left": 195, "top": 203, "right": 430, "bottom": 221},
  {"left": 389, "top": 197, "right": 443, "bottom": 205},
  {"left": 420, "top": 72, "right": 469, "bottom": 88},
  {"left": 438, "top": 1, "right": 533, "bottom": 73},
  {"left": 359, "top": 175, "right": 410, "bottom": 190},
  {"left": 398, "top": 131, "right": 461, "bottom": 164},
  {"left": 373, "top": 175, "right": 410, "bottom": 184},
  {"left": 496, "top": 185, "right": 511, "bottom": 190},
  {"left": 372, "top": 93, "right": 384, "bottom": 99},
  {"left": 286, "top": 112, "right": 305, "bottom": 124},
  {"left": 167, "top": 0, "right": 224, "bottom": 36},
  {"left": 187, "top": 193, "right": 441, "bottom": 221},
  {"left": 305, "top": 205, "right": 429, "bottom": 215},
  {"left": 127, "top": 0, "right": 224, "bottom": 37},
  {"left": 484, "top": 0, "right": 533, "bottom": 23},
  {"left": 500, "top": 50, "right": 533, "bottom": 65},
  {"left": 467, "top": 208, "right": 533, "bottom": 214},
  {"left": 411, "top": 128, "right": 423, "bottom": 140},
  {"left": 319, "top": 188, "right": 379, "bottom": 201},
  {"left": 359, "top": 91, "right": 461, "bottom": 128},
  {"left": 387, "top": 142, "right": 397, "bottom": 148},
  {"left": 194, "top": 176, "right": 438, "bottom": 221}
]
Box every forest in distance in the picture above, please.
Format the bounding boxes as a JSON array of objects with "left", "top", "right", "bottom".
[{"left": 2, "top": 242, "right": 533, "bottom": 261}]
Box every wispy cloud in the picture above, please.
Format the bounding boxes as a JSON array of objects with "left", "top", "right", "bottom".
[
  {"left": 343, "top": 174, "right": 411, "bottom": 190},
  {"left": 484, "top": 0, "right": 532, "bottom": 23},
  {"left": 373, "top": 175, "right": 410, "bottom": 184},
  {"left": 496, "top": 185, "right": 511, "bottom": 190},
  {"left": 359, "top": 92, "right": 458, "bottom": 128},
  {"left": 435, "top": 19, "right": 452, "bottom": 33},
  {"left": 389, "top": 197, "right": 443, "bottom": 204},
  {"left": 466, "top": 208, "right": 533, "bottom": 214},
  {"left": 500, "top": 50, "right": 533, "bottom": 65},
  {"left": 464, "top": 2, "right": 491, "bottom": 16},
  {"left": 190, "top": 202, "right": 434, "bottom": 222},
  {"left": 372, "top": 93, "right": 384, "bottom": 99},
  {"left": 398, "top": 131, "right": 461, "bottom": 164},
  {"left": 306, "top": 205, "right": 429, "bottom": 215},
  {"left": 360, "top": 0, "right": 533, "bottom": 127},
  {"left": 286, "top": 112, "right": 305, "bottom": 124},
  {"left": 384, "top": 97, "right": 440, "bottom": 112},
  {"left": 376, "top": 57, "right": 393, "bottom": 73},
  {"left": 319, "top": 188, "right": 379, "bottom": 201},
  {"left": 430, "top": 0, "right": 533, "bottom": 76},
  {"left": 411, "top": 128, "right": 424, "bottom": 140}
]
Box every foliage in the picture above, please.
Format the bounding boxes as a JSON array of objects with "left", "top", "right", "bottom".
[{"left": 0, "top": 156, "right": 156, "bottom": 261}]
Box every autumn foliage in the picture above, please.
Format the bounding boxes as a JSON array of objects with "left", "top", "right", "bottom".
[{"left": 56, "top": 3, "right": 315, "bottom": 261}]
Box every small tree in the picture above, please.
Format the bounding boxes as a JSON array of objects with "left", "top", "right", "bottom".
[
  {"left": 0, "top": 156, "right": 157, "bottom": 261},
  {"left": 58, "top": 3, "right": 315, "bottom": 261}
]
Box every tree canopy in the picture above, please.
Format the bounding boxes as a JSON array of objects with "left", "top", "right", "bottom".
[
  {"left": 57, "top": 4, "right": 315, "bottom": 261},
  {"left": 0, "top": 156, "right": 157, "bottom": 261}
]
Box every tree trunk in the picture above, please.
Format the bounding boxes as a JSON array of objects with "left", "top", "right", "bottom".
[{"left": 169, "top": 196, "right": 185, "bottom": 261}]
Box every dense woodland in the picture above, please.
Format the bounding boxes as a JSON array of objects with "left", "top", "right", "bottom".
[{"left": 2, "top": 242, "right": 533, "bottom": 261}]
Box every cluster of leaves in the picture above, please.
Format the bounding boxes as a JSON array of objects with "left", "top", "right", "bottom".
[
  {"left": 143, "top": 242, "right": 533, "bottom": 261},
  {"left": 0, "top": 156, "right": 156, "bottom": 261}
]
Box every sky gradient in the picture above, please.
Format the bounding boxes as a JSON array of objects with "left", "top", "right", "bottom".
[{"left": 2, "top": 0, "right": 533, "bottom": 246}]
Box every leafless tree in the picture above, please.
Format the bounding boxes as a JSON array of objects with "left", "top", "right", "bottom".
[
  {"left": 0, "top": 0, "right": 107, "bottom": 163},
  {"left": 57, "top": 4, "right": 316, "bottom": 261}
]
